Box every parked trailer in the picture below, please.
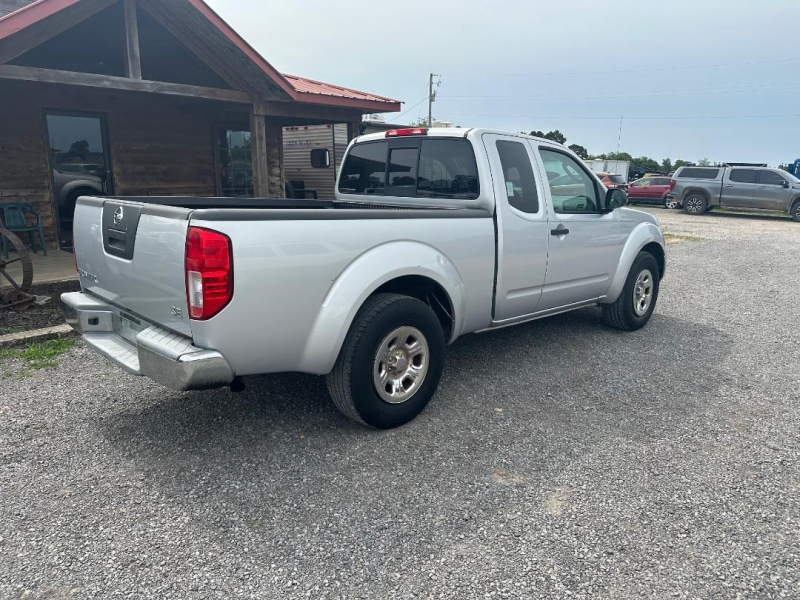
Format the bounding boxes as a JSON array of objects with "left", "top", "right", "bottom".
[
  {"left": 283, "top": 124, "right": 348, "bottom": 199},
  {"left": 585, "top": 159, "right": 630, "bottom": 181}
]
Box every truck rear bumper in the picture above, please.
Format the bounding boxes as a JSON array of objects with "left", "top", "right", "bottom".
[{"left": 61, "top": 292, "right": 234, "bottom": 391}]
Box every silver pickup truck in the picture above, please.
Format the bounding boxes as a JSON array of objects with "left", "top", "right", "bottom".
[
  {"left": 667, "top": 165, "right": 800, "bottom": 220},
  {"left": 62, "top": 128, "right": 666, "bottom": 428}
]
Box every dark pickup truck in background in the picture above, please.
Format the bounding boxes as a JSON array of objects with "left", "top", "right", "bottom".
[{"left": 667, "top": 166, "right": 800, "bottom": 220}]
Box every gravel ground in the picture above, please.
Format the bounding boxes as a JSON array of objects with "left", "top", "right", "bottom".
[
  {"left": 0, "top": 280, "right": 80, "bottom": 335},
  {"left": 1, "top": 209, "right": 798, "bottom": 599}
]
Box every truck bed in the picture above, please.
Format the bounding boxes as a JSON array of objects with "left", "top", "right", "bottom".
[{"left": 72, "top": 195, "right": 496, "bottom": 376}]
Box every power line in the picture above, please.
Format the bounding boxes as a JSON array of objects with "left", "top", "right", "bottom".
[
  {"left": 444, "top": 57, "right": 800, "bottom": 79},
  {"left": 394, "top": 95, "right": 428, "bottom": 120},
  {"left": 437, "top": 81, "right": 800, "bottom": 102},
  {"left": 441, "top": 112, "right": 800, "bottom": 121}
]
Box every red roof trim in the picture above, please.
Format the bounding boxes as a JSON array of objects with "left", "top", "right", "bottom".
[
  {"left": 0, "top": 0, "right": 78, "bottom": 36},
  {"left": 0, "top": 0, "right": 402, "bottom": 112}
]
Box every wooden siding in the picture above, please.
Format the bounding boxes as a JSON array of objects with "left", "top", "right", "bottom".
[{"left": 0, "top": 79, "right": 230, "bottom": 247}]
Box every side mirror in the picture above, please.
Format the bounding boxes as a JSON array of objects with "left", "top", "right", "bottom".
[
  {"left": 782, "top": 180, "right": 790, "bottom": 188},
  {"left": 605, "top": 188, "right": 628, "bottom": 210}
]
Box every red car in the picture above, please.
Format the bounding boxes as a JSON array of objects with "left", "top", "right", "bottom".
[
  {"left": 596, "top": 172, "right": 629, "bottom": 191},
  {"left": 626, "top": 176, "right": 673, "bottom": 206}
]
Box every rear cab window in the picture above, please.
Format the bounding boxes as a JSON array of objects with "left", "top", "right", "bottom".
[{"left": 338, "top": 138, "right": 479, "bottom": 199}]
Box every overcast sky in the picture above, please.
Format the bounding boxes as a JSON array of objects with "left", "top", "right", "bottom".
[{"left": 207, "top": 0, "right": 799, "bottom": 166}]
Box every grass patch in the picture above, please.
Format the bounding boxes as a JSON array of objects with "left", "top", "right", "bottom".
[
  {"left": 0, "top": 337, "right": 75, "bottom": 370},
  {"left": 713, "top": 207, "right": 789, "bottom": 219},
  {"left": 664, "top": 233, "right": 703, "bottom": 244}
]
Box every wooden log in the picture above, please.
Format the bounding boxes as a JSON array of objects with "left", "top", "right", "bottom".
[
  {"left": 122, "top": 0, "right": 142, "bottom": 80},
  {"left": 0, "top": 64, "right": 253, "bottom": 104}
]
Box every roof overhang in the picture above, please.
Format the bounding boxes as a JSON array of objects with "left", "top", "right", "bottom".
[{"left": 0, "top": 0, "right": 402, "bottom": 113}]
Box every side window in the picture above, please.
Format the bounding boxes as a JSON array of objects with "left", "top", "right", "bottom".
[
  {"left": 495, "top": 140, "right": 539, "bottom": 213},
  {"left": 758, "top": 170, "right": 786, "bottom": 186},
  {"left": 539, "top": 148, "right": 601, "bottom": 214},
  {"left": 654, "top": 178, "right": 671, "bottom": 185},
  {"left": 729, "top": 169, "right": 756, "bottom": 183},
  {"left": 417, "top": 139, "right": 479, "bottom": 198},
  {"left": 310, "top": 148, "right": 330, "bottom": 169},
  {"left": 338, "top": 141, "right": 387, "bottom": 194},
  {"left": 680, "top": 167, "right": 720, "bottom": 179},
  {"left": 637, "top": 178, "right": 653, "bottom": 187}
]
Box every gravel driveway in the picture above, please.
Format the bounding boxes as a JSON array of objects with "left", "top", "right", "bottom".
[{"left": 1, "top": 209, "right": 798, "bottom": 599}]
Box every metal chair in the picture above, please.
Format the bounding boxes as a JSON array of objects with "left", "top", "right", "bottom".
[{"left": 0, "top": 203, "right": 48, "bottom": 259}]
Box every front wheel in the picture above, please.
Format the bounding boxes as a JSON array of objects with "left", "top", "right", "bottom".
[
  {"left": 791, "top": 200, "right": 800, "bottom": 222},
  {"left": 327, "top": 293, "right": 445, "bottom": 429},
  {"left": 602, "top": 252, "right": 660, "bottom": 331}
]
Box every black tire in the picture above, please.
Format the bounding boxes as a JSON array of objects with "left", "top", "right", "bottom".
[
  {"left": 602, "top": 252, "right": 660, "bottom": 331},
  {"left": 326, "top": 293, "right": 445, "bottom": 429},
  {"left": 791, "top": 200, "right": 800, "bottom": 222},
  {"left": 683, "top": 193, "right": 708, "bottom": 215}
]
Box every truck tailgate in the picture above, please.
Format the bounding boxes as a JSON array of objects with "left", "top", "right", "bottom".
[{"left": 73, "top": 197, "right": 192, "bottom": 336}]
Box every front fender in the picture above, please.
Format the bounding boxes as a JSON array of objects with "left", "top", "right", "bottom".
[
  {"left": 602, "top": 222, "right": 665, "bottom": 303},
  {"left": 298, "top": 241, "right": 465, "bottom": 374}
]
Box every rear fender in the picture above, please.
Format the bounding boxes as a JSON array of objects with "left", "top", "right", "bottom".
[
  {"left": 602, "top": 222, "right": 665, "bottom": 303},
  {"left": 298, "top": 241, "right": 465, "bottom": 374}
]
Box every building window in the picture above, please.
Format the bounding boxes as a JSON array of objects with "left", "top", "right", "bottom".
[{"left": 217, "top": 129, "right": 253, "bottom": 197}]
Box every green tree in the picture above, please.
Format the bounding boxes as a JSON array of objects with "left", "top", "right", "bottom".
[
  {"left": 544, "top": 130, "right": 567, "bottom": 144},
  {"left": 410, "top": 117, "right": 433, "bottom": 127},
  {"left": 661, "top": 158, "right": 673, "bottom": 173},
  {"left": 697, "top": 157, "right": 712, "bottom": 166},
  {"left": 673, "top": 159, "right": 691, "bottom": 169},
  {"left": 568, "top": 144, "right": 588, "bottom": 159},
  {"left": 528, "top": 130, "right": 567, "bottom": 144},
  {"left": 632, "top": 156, "right": 661, "bottom": 173}
]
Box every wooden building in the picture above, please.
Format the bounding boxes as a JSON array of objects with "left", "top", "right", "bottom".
[{"left": 0, "top": 0, "right": 401, "bottom": 250}]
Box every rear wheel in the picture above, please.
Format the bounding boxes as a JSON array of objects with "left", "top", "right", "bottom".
[
  {"left": 664, "top": 196, "right": 679, "bottom": 209},
  {"left": 327, "top": 293, "right": 445, "bottom": 429},
  {"left": 683, "top": 193, "right": 708, "bottom": 215},
  {"left": 602, "top": 252, "right": 660, "bottom": 331}
]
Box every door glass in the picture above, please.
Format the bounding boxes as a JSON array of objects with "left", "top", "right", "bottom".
[
  {"left": 218, "top": 129, "right": 253, "bottom": 197},
  {"left": 758, "top": 171, "right": 786, "bottom": 186},
  {"left": 45, "top": 113, "right": 111, "bottom": 250},
  {"left": 495, "top": 140, "right": 539, "bottom": 213},
  {"left": 539, "top": 148, "right": 600, "bottom": 213}
]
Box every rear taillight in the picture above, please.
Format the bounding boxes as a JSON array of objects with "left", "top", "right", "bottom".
[
  {"left": 185, "top": 227, "right": 232, "bottom": 320},
  {"left": 669, "top": 179, "right": 676, "bottom": 190}
]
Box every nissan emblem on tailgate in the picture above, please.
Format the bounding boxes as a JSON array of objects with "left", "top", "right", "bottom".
[{"left": 113, "top": 206, "right": 124, "bottom": 226}]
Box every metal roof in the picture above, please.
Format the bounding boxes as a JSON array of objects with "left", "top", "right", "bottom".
[{"left": 283, "top": 74, "right": 399, "bottom": 105}]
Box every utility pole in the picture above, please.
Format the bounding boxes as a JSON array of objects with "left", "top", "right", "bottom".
[{"left": 428, "top": 73, "right": 439, "bottom": 127}]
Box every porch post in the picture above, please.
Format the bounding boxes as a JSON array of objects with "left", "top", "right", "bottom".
[
  {"left": 265, "top": 119, "right": 285, "bottom": 198},
  {"left": 250, "top": 109, "right": 269, "bottom": 197},
  {"left": 347, "top": 119, "right": 362, "bottom": 142}
]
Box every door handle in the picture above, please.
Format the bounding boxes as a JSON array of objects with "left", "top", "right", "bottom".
[
  {"left": 550, "top": 225, "right": 569, "bottom": 236},
  {"left": 724, "top": 184, "right": 734, "bottom": 187}
]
